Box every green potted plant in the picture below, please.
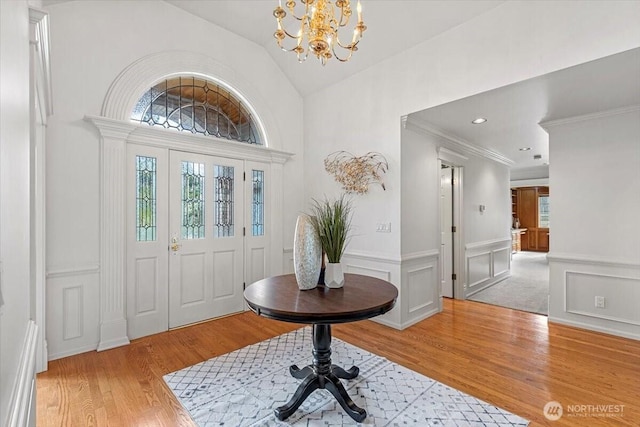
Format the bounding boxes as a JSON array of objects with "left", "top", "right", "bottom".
[{"left": 309, "top": 194, "right": 353, "bottom": 288}]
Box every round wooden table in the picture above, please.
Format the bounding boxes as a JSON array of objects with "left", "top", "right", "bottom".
[{"left": 244, "top": 273, "right": 398, "bottom": 422}]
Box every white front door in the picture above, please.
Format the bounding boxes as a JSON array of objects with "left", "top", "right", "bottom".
[
  {"left": 168, "top": 151, "right": 245, "bottom": 328},
  {"left": 244, "top": 161, "right": 270, "bottom": 287}
]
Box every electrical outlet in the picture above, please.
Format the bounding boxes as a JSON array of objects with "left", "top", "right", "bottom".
[
  {"left": 595, "top": 296, "right": 605, "bottom": 309},
  {"left": 376, "top": 222, "right": 391, "bottom": 233}
]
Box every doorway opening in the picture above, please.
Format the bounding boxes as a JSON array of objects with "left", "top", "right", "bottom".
[
  {"left": 468, "top": 185, "right": 550, "bottom": 315},
  {"left": 440, "top": 164, "right": 454, "bottom": 298},
  {"left": 439, "top": 161, "right": 464, "bottom": 300}
]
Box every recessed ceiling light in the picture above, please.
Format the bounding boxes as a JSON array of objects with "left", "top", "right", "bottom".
[
  {"left": 471, "top": 117, "right": 487, "bottom": 124},
  {"left": 519, "top": 147, "right": 531, "bottom": 151}
]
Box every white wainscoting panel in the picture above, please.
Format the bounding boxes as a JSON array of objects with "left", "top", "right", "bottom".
[
  {"left": 467, "top": 252, "right": 492, "bottom": 290},
  {"left": 344, "top": 264, "right": 391, "bottom": 281},
  {"left": 565, "top": 271, "right": 640, "bottom": 326},
  {"left": 342, "top": 251, "right": 401, "bottom": 328},
  {"left": 407, "top": 266, "right": 436, "bottom": 314},
  {"left": 62, "top": 286, "right": 83, "bottom": 340},
  {"left": 493, "top": 247, "right": 511, "bottom": 277},
  {"left": 465, "top": 238, "right": 512, "bottom": 297},
  {"left": 46, "top": 266, "right": 100, "bottom": 360},
  {"left": 400, "top": 250, "right": 440, "bottom": 329},
  {"left": 548, "top": 253, "right": 640, "bottom": 340}
]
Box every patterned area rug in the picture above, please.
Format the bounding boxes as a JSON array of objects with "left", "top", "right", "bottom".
[{"left": 164, "top": 327, "right": 529, "bottom": 426}]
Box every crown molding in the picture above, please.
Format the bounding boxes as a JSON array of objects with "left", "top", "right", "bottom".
[
  {"left": 405, "top": 116, "right": 515, "bottom": 166},
  {"left": 540, "top": 105, "right": 640, "bottom": 130}
]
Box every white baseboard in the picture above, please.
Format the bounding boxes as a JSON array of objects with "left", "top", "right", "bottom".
[
  {"left": 399, "top": 307, "right": 441, "bottom": 330},
  {"left": 48, "top": 343, "right": 98, "bottom": 361},
  {"left": 97, "top": 318, "right": 130, "bottom": 351},
  {"left": 6, "top": 320, "right": 38, "bottom": 427},
  {"left": 548, "top": 316, "right": 640, "bottom": 341},
  {"left": 371, "top": 316, "right": 402, "bottom": 330},
  {"left": 372, "top": 306, "right": 441, "bottom": 331},
  {"left": 466, "top": 272, "right": 510, "bottom": 297}
]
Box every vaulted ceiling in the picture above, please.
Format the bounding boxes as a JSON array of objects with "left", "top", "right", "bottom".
[
  {"left": 165, "top": 0, "right": 506, "bottom": 96},
  {"left": 43, "top": 1, "right": 639, "bottom": 172}
]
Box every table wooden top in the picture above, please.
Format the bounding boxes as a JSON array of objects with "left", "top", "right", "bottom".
[{"left": 244, "top": 273, "right": 398, "bottom": 324}]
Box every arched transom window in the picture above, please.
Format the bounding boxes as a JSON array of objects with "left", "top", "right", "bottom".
[{"left": 131, "top": 76, "right": 263, "bottom": 145}]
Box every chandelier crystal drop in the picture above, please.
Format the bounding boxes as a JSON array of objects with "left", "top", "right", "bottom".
[{"left": 273, "top": 0, "right": 367, "bottom": 65}]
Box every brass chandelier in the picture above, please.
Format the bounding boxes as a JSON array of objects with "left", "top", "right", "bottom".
[{"left": 273, "top": 0, "right": 367, "bottom": 65}]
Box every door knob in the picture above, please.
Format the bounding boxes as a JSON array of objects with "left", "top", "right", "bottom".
[{"left": 170, "top": 236, "right": 181, "bottom": 252}]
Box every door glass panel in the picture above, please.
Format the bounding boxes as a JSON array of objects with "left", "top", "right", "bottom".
[
  {"left": 181, "top": 161, "right": 205, "bottom": 239},
  {"left": 538, "top": 195, "right": 549, "bottom": 228},
  {"left": 252, "top": 169, "right": 264, "bottom": 236},
  {"left": 214, "top": 165, "right": 234, "bottom": 237},
  {"left": 136, "top": 156, "right": 157, "bottom": 241}
]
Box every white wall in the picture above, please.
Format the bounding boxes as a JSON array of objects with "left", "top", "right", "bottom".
[
  {"left": 463, "top": 156, "right": 511, "bottom": 245},
  {"left": 462, "top": 155, "right": 511, "bottom": 296},
  {"left": 400, "top": 127, "right": 439, "bottom": 257},
  {"left": 546, "top": 108, "right": 640, "bottom": 339},
  {"left": 44, "top": 0, "right": 304, "bottom": 358},
  {"left": 304, "top": 0, "right": 640, "bottom": 259},
  {"left": 303, "top": 1, "right": 639, "bottom": 328},
  {"left": 0, "top": 0, "right": 33, "bottom": 423}
]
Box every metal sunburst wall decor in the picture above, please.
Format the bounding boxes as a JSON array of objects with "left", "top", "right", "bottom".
[{"left": 324, "top": 151, "right": 388, "bottom": 194}]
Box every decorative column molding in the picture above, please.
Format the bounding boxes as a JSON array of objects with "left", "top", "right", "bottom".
[
  {"left": 87, "top": 116, "right": 136, "bottom": 351},
  {"left": 29, "top": 6, "right": 53, "bottom": 373},
  {"left": 270, "top": 162, "right": 285, "bottom": 276}
]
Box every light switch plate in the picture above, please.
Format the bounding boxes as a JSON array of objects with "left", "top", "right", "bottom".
[{"left": 376, "top": 222, "right": 391, "bottom": 233}]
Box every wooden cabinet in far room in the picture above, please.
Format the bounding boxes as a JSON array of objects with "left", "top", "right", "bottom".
[{"left": 514, "top": 186, "right": 549, "bottom": 252}]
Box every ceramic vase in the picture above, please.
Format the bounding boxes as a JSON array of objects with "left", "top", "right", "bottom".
[
  {"left": 293, "top": 214, "right": 321, "bottom": 290},
  {"left": 324, "top": 262, "right": 344, "bottom": 288}
]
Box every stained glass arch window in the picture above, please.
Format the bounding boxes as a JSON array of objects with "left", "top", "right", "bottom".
[{"left": 131, "top": 76, "right": 264, "bottom": 145}]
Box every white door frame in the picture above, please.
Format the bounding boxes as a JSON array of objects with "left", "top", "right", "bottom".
[
  {"left": 438, "top": 148, "right": 466, "bottom": 300},
  {"left": 440, "top": 164, "right": 454, "bottom": 298},
  {"left": 88, "top": 116, "right": 292, "bottom": 349}
]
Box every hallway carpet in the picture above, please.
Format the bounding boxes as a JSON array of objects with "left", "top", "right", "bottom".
[{"left": 468, "top": 251, "right": 549, "bottom": 315}]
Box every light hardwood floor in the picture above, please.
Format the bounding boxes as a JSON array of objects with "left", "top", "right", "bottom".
[{"left": 37, "top": 299, "right": 640, "bottom": 426}]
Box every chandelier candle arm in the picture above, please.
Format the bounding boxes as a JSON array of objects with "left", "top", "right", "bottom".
[{"left": 273, "top": 0, "right": 366, "bottom": 65}]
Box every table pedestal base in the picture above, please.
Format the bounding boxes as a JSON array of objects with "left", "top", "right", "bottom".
[{"left": 274, "top": 324, "right": 366, "bottom": 422}]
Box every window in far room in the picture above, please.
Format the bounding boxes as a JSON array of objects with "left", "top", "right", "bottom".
[
  {"left": 538, "top": 194, "right": 549, "bottom": 228},
  {"left": 131, "top": 76, "right": 263, "bottom": 145}
]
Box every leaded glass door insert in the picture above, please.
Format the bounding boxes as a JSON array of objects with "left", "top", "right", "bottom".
[
  {"left": 181, "top": 161, "right": 205, "bottom": 239},
  {"left": 127, "top": 145, "right": 169, "bottom": 340},
  {"left": 130, "top": 76, "right": 263, "bottom": 145},
  {"left": 252, "top": 169, "right": 265, "bottom": 236},
  {"left": 214, "top": 165, "right": 235, "bottom": 238},
  {"left": 136, "top": 155, "right": 157, "bottom": 241},
  {"left": 169, "top": 151, "right": 245, "bottom": 328}
]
